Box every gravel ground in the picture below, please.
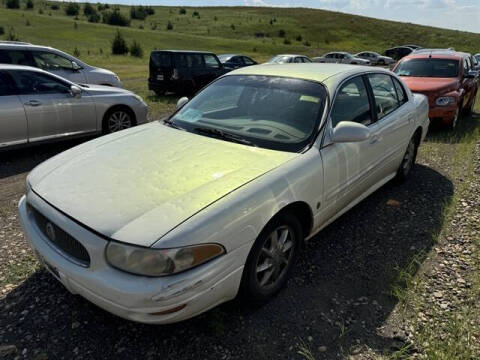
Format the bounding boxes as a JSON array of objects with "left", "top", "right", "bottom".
[{"left": 0, "top": 118, "right": 478, "bottom": 359}]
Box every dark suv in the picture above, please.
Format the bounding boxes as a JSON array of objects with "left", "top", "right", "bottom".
[{"left": 148, "top": 50, "right": 227, "bottom": 95}]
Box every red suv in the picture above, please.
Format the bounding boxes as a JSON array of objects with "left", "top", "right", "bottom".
[{"left": 394, "top": 49, "right": 478, "bottom": 128}]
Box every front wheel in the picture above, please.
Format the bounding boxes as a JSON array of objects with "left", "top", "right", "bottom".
[
  {"left": 241, "top": 213, "right": 302, "bottom": 302},
  {"left": 396, "top": 134, "right": 418, "bottom": 181},
  {"left": 103, "top": 108, "right": 134, "bottom": 134}
]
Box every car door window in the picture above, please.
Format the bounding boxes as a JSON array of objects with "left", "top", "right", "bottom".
[
  {"left": 0, "top": 71, "right": 16, "bottom": 96},
  {"left": 294, "top": 57, "right": 303, "bottom": 63},
  {"left": 243, "top": 57, "right": 255, "bottom": 65},
  {"left": 331, "top": 76, "right": 372, "bottom": 128},
  {"left": 10, "top": 70, "right": 71, "bottom": 95},
  {"left": 368, "top": 73, "right": 400, "bottom": 119},
  {"left": 31, "top": 51, "right": 74, "bottom": 71},
  {"left": 302, "top": 57, "right": 312, "bottom": 63},
  {"left": 0, "top": 50, "right": 32, "bottom": 66},
  {"left": 204, "top": 54, "right": 220, "bottom": 68},
  {"left": 326, "top": 54, "right": 333, "bottom": 59},
  {"left": 393, "top": 77, "right": 407, "bottom": 105}
]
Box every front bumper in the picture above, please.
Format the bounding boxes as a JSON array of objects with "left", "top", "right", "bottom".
[
  {"left": 18, "top": 193, "right": 244, "bottom": 324},
  {"left": 428, "top": 103, "right": 457, "bottom": 125},
  {"left": 134, "top": 102, "right": 149, "bottom": 125}
]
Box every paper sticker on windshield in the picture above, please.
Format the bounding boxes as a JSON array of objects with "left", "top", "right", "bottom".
[
  {"left": 177, "top": 109, "right": 202, "bottom": 123},
  {"left": 299, "top": 95, "right": 320, "bottom": 103}
]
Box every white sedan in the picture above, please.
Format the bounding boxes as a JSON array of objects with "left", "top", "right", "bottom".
[{"left": 19, "top": 64, "right": 429, "bottom": 324}]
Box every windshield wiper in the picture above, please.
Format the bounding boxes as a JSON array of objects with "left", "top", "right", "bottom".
[
  {"left": 163, "top": 118, "right": 184, "bottom": 130},
  {"left": 194, "top": 126, "right": 257, "bottom": 147}
]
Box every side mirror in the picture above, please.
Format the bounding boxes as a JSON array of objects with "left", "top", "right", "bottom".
[
  {"left": 70, "top": 85, "right": 82, "bottom": 99},
  {"left": 331, "top": 121, "right": 370, "bottom": 143},
  {"left": 71, "top": 61, "right": 82, "bottom": 71},
  {"left": 465, "top": 70, "right": 477, "bottom": 79},
  {"left": 176, "top": 96, "right": 189, "bottom": 109}
]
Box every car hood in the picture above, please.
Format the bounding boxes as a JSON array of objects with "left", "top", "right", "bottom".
[
  {"left": 29, "top": 122, "right": 297, "bottom": 247},
  {"left": 400, "top": 77, "right": 459, "bottom": 94}
]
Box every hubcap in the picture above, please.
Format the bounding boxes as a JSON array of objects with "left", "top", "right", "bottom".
[
  {"left": 255, "top": 225, "right": 295, "bottom": 289},
  {"left": 108, "top": 111, "right": 132, "bottom": 132},
  {"left": 402, "top": 138, "right": 415, "bottom": 173}
]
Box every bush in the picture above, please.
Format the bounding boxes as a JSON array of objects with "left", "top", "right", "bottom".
[
  {"left": 73, "top": 47, "right": 80, "bottom": 57},
  {"left": 214, "top": 16, "right": 218, "bottom": 21},
  {"left": 6, "top": 27, "right": 19, "bottom": 41},
  {"left": 25, "top": 19, "right": 31, "bottom": 26},
  {"left": 230, "top": 24, "right": 235, "bottom": 30},
  {"left": 111, "top": 30, "right": 128, "bottom": 55},
  {"left": 0, "top": 27, "right": 4, "bottom": 36},
  {"left": 83, "top": 3, "right": 95, "bottom": 16},
  {"left": 50, "top": 3, "right": 59, "bottom": 10},
  {"left": 278, "top": 29, "right": 286, "bottom": 37},
  {"left": 129, "top": 40, "right": 143, "bottom": 58},
  {"left": 73, "top": 21, "right": 77, "bottom": 29},
  {"left": 6, "top": 0, "right": 20, "bottom": 9},
  {"left": 166, "top": 21, "right": 173, "bottom": 30},
  {"left": 97, "top": 3, "right": 109, "bottom": 11},
  {"left": 179, "top": 8, "right": 186, "bottom": 15},
  {"left": 296, "top": 34, "right": 302, "bottom": 42},
  {"left": 283, "top": 38, "right": 291, "bottom": 45},
  {"left": 65, "top": 3, "right": 80, "bottom": 16},
  {"left": 192, "top": 10, "right": 199, "bottom": 17},
  {"left": 103, "top": 9, "right": 130, "bottom": 26},
  {"left": 146, "top": 6, "right": 154, "bottom": 15},
  {"left": 130, "top": 6, "right": 148, "bottom": 20},
  {"left": 88, "top": 11, "right": 100, "bottom": 23},
  {"left": 26, "top": 0, "right": 33, "bottom": 9},
  {"left": 303, "top": 40, "right": 311, "bottom": 47},
  {"left": 38, "top": 8, "right": 43, "bottom": 14}
]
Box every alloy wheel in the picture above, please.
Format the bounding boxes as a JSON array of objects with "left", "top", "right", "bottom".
[
  {"left": 401, "top": 137, "right": 416, "bottom": 175},
  {"left": 255, "top": 225, "right": 295, "bottom": 290},
  {"left": 108, "top": 111, "right": 132, "bottom": 133}
]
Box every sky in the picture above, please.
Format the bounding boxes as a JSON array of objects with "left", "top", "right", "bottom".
[{"left": 98, "top": 0, "right": 480, "bottom": 33}]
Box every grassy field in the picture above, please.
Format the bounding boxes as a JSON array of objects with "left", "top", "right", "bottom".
[{"left": 1, "top": 1, "right": 480, "bottom": 116}]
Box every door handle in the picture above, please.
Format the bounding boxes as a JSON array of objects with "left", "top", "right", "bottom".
[
  {"left": 369, "top": 134, "right": 382, "bottom": 144},
  {"left": 24, "top": 100, "right": 42, "bottom": 107}
]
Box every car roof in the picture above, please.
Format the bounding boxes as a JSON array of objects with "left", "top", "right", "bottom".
[
  {"left": 401, "top": 52, "right": 462, "bottom": 61},
  {"left": 151, "top": 50, "right": 216, "bottom": 55},
  {"left": 273, "top": 54, "right": 306, "bottom": 57},
  {"left": 0, "top": 43, "right": 54, "bottom": 51},
  {"left": 227, "top": 63, "right": 389, "bottom": 83}
]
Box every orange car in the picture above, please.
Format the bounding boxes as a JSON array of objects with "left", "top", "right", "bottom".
[{"left": 393, "top": 49, "right": 478, "bottom": 128}]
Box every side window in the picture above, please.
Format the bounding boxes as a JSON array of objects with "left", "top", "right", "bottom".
[
  {"left": 302, "top": 57, "right": 312, "bottom": 63},
  {"left": 393, "top": 77, "right": 407, "bottom": 105},
  {"left": 325, "top": 54, "right": 333, "bottom": 59},
  {"left": 338, "top": 54, "right": 344, "bottom": 59},
  {"left": 368, "top": 73, "right": 400, "bottom": 119},
  {"left": 294, "top": 57, "right": 303, "bottom": 63},
  {"left": 31, "top": 51, "right": 74, "bottom": 71},
  {"left": 0, "top": 50, "right": 32, "bottom": 66},
  {"left": 230, "top": 57, "right": 243, "bottom": 65},
  {"left": 331, "top": 76, "right": 372, "bottom": 128},
  {"left": 204, "top": 54, "right": 220, "bottom": 68},
  {"left": 10, "top": 70, "right": 71, "bottom": 95},
  {"left": 243, "top": 57, "right": 255, "bottom": 65},
  {"left": 0, "top": 72, "right": 15, "bottom": 96},
  {"left": 178, "top": 54, "right": 203, "bottom": 68}
]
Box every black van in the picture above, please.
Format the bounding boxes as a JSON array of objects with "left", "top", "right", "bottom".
[{"left": 148, "top": 50, "right": 227, "bottom": 95}]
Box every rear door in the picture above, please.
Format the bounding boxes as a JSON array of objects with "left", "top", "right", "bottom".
[
  {"left": 366, "top": 73, "right": 413, "bottom": 177},
  {"left": 29, "top": 50, "right": 87, "bottom": 84},
  {"left": 0, "top": 71, "right": 28, "bottom": 148}
]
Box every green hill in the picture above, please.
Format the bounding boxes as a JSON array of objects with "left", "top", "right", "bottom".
[{"left": 1, "top": 2, "right": 479, "bottom": 116}]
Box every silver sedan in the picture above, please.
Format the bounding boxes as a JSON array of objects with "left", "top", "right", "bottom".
[{"left": 0, "top": 65, "right": 148, "bottom": 150}]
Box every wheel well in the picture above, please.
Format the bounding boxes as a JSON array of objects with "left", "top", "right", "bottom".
[
  {"left": 413, "top": 126, "right": 422, "bottom": 147},
  {"left": 102, "top": 105, "right": 136, "bottom": 132},
  {"left": 276, "top": 201, "right": 313, "bottom": 238}
]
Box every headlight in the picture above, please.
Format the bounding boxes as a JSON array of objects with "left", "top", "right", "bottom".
[
  {"left": 436, "top": 96, "right": 456, "bottom": 106},
  {"left": 114, "top": 75, "right": 120, "bottom": 82},
  {"left": 105, "top": 242, "right": 225, "bottom": 276},
  {"left": 26, "top": 179, "right": 32, "bottom": 193}
]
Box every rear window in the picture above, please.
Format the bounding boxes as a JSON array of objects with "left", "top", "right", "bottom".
[
  {"left": 395, "top": 58, "right": 459, "bottom": 78},
  {"left": 0, "top": 49, "right": 32, "bottom": 66},
  {"left": 150, "top": 52, "right": 172, "bottom": 67}
]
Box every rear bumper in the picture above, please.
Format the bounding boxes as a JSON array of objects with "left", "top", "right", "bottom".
[{"left": 18, "top": 193, "right": 244, "bottom": 324}]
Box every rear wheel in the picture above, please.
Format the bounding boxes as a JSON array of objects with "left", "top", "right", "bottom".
[
  {"left": 396, "top": 134, "right": 418, "bottom": 181},
  {"left": 241, "top": 213, "right": 302, "bottom": 302}
]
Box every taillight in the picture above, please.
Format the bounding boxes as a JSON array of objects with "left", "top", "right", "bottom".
[{"left": 172, "top": 69, "right": 179, "bottom": 80}]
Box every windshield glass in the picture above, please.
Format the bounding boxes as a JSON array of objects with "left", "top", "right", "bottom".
[
  {"left": 169, "top": 75, "right": 326, "bottom": 152},
  {"left": 395, "top": 58, "right": 459, "bottom": 78},
  {"left": 217, "top": 55, "right": 231, "bottom": 62},
  {"left": 268, "top": 56, "right": 291, "bottom": 64}
]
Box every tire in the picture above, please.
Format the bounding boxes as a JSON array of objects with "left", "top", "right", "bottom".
[
  {"left": 103, "top": 107, "right": 135, "bottom": 134},
  {"left": 154, "top": 89, "right": 166, "bottom": 96},
  {"left": 241, "top": 213, "right": 302, "bottom": 302},
  {"left": 396, "top": 133, "right": 419, "bottom": 182}
]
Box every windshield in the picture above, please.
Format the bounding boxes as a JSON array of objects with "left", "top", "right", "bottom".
[
  {"left": 268, "top": 56, "right": 291, "bottom": 64},
  {"left": 168, "top": 75, "right": 327, "bottom": 152},
  {"left": 395, "top": 58, "right": 459, "bottom": 78},
  {"left": 218, "top": 55, "right": 231, "bottom": 62}
]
